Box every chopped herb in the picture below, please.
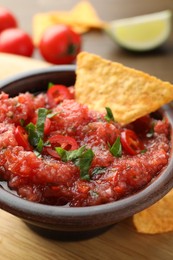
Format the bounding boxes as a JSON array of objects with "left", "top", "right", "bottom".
[
  {"left": 37, "top": 138, "right": 44, "bottom": 153},
  {"left": 140, "top": 149, "right": 147, "bottom": 154},
  {"left": 77, "top": 149, "right": 94, "bottom": 181},
  {"left": 55, "top": 146, "right": 94, "bottom": 181},
  {"left": 146, "top": 122, "right": 155, "bottom": 138},
  {"left": 34, "top": 150, "right": 42, "bottom": 158},
  {"left": 44, "top": 140, "right": 51, "bottom": 147},
  {"left": 48, "top": 82, "right": 54, "bottom": 89},
  {"left": 46, "top": 111, "right": 58, "bottom": 118},
  {"left": 26, "top": 123, "right": 39, "bottom": 146},
  {"left": 109, "top": 136, "right": 122, "bottom": 157},
  {"left": 20, "top": 118, "right": 25, "bottom": 126},
  {"left": 36, "top": 108, "right": 47, "bottom": 139},
  {"left": 56, "top": 146, "right": 85, "bottom": 162},
  {"left": 104, "top": 107, "right": 115, "bottom": 122},
  {"left": 91, "top": 167, "right": 106, "bottom": 176},
  {"left": 26, "top": 108, "right": 48, "bottom": 152}
]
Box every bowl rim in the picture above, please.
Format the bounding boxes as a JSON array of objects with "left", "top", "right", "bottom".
[{"left": 0, "top": 66, "right": 173, "bottom": 223}]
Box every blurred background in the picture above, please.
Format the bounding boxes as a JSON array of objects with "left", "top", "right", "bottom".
[{"left": 1, "top": 0, "right": 173, "bottom": 81}]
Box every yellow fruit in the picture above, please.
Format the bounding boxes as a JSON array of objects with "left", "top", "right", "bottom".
[{"left": 105, "top": 10, "right": 172, "bottom": 51}]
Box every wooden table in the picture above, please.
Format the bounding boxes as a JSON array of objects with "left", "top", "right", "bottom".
[{"left": 1, "top": 0, "right": 173, "bottom": 259}]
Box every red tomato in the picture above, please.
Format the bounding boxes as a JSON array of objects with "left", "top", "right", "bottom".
[
  {"left": 14, "top": 125, "right": 32, "bottom": 151},
  {"left": 39, "top": 25, "right": 81, "bottom": 64},
  {"left": 46, "top": 134, "right": 79, "bottom": 158},
  {"left": 0, "top": 7, "right": 17, "bottom": 33},
  {"left": 120, "top": 129, "right": 144, "bottom": 155},
  {"left": 47, "top": 85, "right": 74, "bottom": 107},
  {"left": 0, "top": 28, "right": 34, "bottom": 57}
]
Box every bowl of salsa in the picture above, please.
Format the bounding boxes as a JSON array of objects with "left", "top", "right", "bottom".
[{"left": 0, "top": 65, "right": 173, "bottom": 232}]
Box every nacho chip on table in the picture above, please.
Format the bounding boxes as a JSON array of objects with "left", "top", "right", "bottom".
[
  {"left": 68, "top": 0, "right": 105, "bottom": 29},
  {"left": 32, "top": 0, "right": 105, "bottom": 46},
  {"left": 133, "top": 189, "right": 173, "bottom": 234},
  {"left": 32, "top": 12, "right": 89, "bottom": 46},
  {"left": 75, "top": 52, "right": 173, "bottom": 125},
  {"left": 51, "top": 11, "right": 90, "bottom": 33}
]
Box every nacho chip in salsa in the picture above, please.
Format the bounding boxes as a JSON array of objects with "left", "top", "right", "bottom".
[{"left": 75, "top": 52, "right": 173, "bottom": 125}]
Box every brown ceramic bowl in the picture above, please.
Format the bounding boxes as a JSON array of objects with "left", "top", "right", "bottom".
[{"left": 0, "top": 66, "right": 173, "bottom": 233}]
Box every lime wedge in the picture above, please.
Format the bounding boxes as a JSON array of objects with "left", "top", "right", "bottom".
[{"left": 105, "top": 10, "right": 172, "bottom": 51}]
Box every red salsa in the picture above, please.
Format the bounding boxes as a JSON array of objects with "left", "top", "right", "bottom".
[{"left": 0, "top": 85, "right": 171, "bottom": 207}]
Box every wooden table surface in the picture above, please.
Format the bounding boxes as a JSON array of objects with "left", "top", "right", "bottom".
[{"left": 1, "top": 0, "right": 173, "bottom": 259}]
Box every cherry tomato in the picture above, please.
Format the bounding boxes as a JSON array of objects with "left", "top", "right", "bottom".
[
  {"left": 14, "top": 125, "right": 32, "bottom": 151},
  {"left": 47, "top": 85, "right": 73, "bottom": 107},
  {"left": 0, "top": 7, "right": 17, "bottom": 33},
  {"left": 0, "top": 28, "right": 34, "bottom": 57},
  {"left": 39, "top": 25, "right": 81, "bottom": 64},
  {"left": 120, "top": 129, "right": 144, "bottom": 155},
  {"left": 46, "top": 134, "right": 79, "bottom": 158}
]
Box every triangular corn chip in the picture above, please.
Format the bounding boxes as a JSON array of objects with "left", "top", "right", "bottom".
[
  {"left": 32, "top": 13, "right": 56, "bottom": 46},
  {"left": 32, "top": 12, "right": 89, "bottom": 46},
  {"left": 69, "top": 0, "right": 105, "bottom": 28},
  {"left": 75, "top": 52, "right": 173, "bottom": 125},
  {"left": 133, "top": 189, "right": 173, "bottom": 234}
]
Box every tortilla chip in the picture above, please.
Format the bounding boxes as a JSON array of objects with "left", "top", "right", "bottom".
[
  {"left": 69, "top": 0, "right": 105, "bottom": 29},
  {"left": 50, "top": 11, "right": 90, "bottom": 33},
  {"left": 75, "top": 52, "right": 173, "bottom": 125},
  {"left": 32, "top": 0, "right": 104, "bottom": 46},
  {"left": 32, "top": 13, "right": 55, "bottom": 46},
  {"left": 32, "top": 11, "right": 89, "bottom": 45},
  {"left": 133, "top": 189, "right": 173, "bottom": 234}
]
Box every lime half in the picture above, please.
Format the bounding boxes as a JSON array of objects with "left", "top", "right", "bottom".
[{"left": 105, "top": 10, "right": 172, "bottom": 51}]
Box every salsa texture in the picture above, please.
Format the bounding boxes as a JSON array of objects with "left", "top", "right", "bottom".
[{"left": 0, "top": 85, "right": 171, "bottom": 207}]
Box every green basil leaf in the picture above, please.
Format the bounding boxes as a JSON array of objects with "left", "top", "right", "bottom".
[
  {"left": 110, "top": 136, "right": 122, "bottom": 157},
  {"left": 34, "top": 150, "right": 42, "bottom": 158},
  {"left": 26, "top": 123, "right": 39, "bottom": 147},
  {"left": 55, "top": 146, "right": 94, "bottom": 181},
  {"left": 46, "top": 111, "right": 58, "bottom": 119},
  {"left": 140, "top": 149, "right": 147, "bottom": 154},
  {"left": 67, "top": 146, "right": 86, "bottom": 161},
  {"left": 20, "top": 118, "right": 25, "bottom": 126},
  {"left": 37, "top": 138, "right": 44, "bottom": 153},
  {"left": 104, "top": 107, "right": 115, "bottom": 122},
  {"left": 26, "top": 108, "right": 48, "bottom": 152},
  {"left": 91, "top": 167, "right": 106, "bottom": 176},
  {"left": 55, "top": 146, "right": 86, "bottom": 162},
  {"left": 36, "top": 108, "right": 48, "bottom": 139},
  {"left": 48, "top": 82, "right": 54, "bottom": 89},
  {"left": 146, "top": 122, "right": 155, "bottom": 138},
  {"left": 55, "top": 147, "right": 68, "bottom": 161},
  {"left": 44, "top": 140, "right": 51, "bottom": 147},
  {"left": 77, "top": 149, "right": 94, "bottom": 181}
]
